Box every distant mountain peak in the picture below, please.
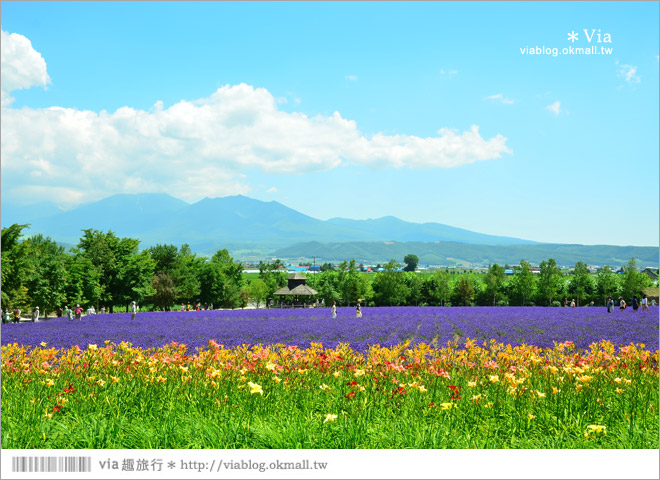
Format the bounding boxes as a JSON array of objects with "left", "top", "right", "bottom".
[{"left": 10, "top": 192, "right": 538, "bottom": 253}]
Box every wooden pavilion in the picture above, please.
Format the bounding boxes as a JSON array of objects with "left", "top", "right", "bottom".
[{"left": 273, "top": 273, "right": 318, "bottom": 307}]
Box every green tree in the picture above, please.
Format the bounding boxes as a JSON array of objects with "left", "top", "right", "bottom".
[
  {"left": 22, "top": 235, "right": 68, "bottom": 317},
  {"left": 77, "top": 229, "right": 154, "bottom": 311},
  {"left": 620, "top": 258, "right": 650, "bottom": 301},
  {"left": 213, "top": 249, "right": 244, "bottom": 307},
  {"left": 403, "top": 254, "right": 419, "bottom": 272},
  {"left": 404, "top": 271, "right": 424, "bottom": 306},
  {"left": 1, "top": 224, "right": 31, "bottom": 310},
  {"left": 200, "top": 249, "right": 245, "bottom": 308},
  {"left": 148, "top": 244, "right": 180, "bottom": 274},
  {"left": 170, "top": 244, "right": 203, "bottom": 304},
  {"left": 509, "top": 260, "right": 536, "bottom": 306},
  {"left": 483, "top": 264, "right": 507, "bottom": 306},
  {"left": 596, "top": 265, "right": 620, "bottom": 305},
  {"left": 338, "top": 259, "right": 370, "bottom": 305},
  {"left": 537, "top": 258, "right": 565, "bottom": 306},
  {"left": 371, "top": 260, "right": 409, "bottom": 306},
  {"left": 454, "top": 276, "right": 474, "bottom": 306},
  {"left": 567, "top": 261, "right": 594, "bottom": 306},
  {"left": 248, "top": 278, "right": 269, "bottom": 308},
  {"left": 62, "top": 250, "right": 102, "bottom": 309},
  {"left": 424, "top": 270, "right": 452, "bottom": 306},
  {"left": 307, "top": 270, "right": 341, "bottom": 306},
  {"left": 258, "top": 260, "right": 287, "bottom": 299},
  {"left": 151, "top": 272, "right": 177, "bottom": 311}
]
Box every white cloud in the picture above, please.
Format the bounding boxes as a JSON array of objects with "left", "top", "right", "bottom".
[
  {"left": 546, "top": 101, "right": 562, "bottom": 115},
  {"left": 266, "top": 187, "right": 278, "bottom": 194},
  {"left": 439, "top": 69, "right": 458, "bottom": 75},
  {"left": 2, "top": 27, "right": 512, "bottom": 208},
  {"left": 486, "top": 93, "right": 515, "bottom": 105},
  {"left": 345, "top": 75, "right": 358, "bottom": 82},
  {"left": 616, "top": 61, "right": 641, "bottom": 84},
  {"left": 1, "top": 30, "right": 50, "bottom": 106},
  {"left": 2, "top": 83, "right": 512, "bottom": 205}
]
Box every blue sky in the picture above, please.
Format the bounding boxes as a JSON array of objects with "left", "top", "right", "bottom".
[{"left": 1, "top": 1, "right": 658, "bottom": 246}]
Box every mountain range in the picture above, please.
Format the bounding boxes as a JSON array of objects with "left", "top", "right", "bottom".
[
  {"left": 1, "top": 193, "right": 535, "bottom": 249},
  {"left": 1, "top": 193, "right": 657, "bottom": 267}
]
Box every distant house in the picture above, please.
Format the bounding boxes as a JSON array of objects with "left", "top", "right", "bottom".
[
  {"left": 273, "top": 273, "right": 318, "bottom": 307},
  {"left": 641, "top": 268, "right": 659, "bottom": 281},
  {"left": 641, "top": 287, "right": 659, "bottom": 304},
  {"left": 504, "top": 269, "right": 514, "bottom": 276}
]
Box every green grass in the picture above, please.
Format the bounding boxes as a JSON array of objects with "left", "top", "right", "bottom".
[{"left": 2, "top": 341, "right": 658, "bottom": 449}]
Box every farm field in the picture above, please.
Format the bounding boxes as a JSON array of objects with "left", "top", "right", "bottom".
[{"left": 1, "top": 307, "right": 658, "bottom": 449}]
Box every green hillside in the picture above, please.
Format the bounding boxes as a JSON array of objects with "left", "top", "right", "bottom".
[{"left": 272, "top": 241, "right": 659, "bottom": 267}]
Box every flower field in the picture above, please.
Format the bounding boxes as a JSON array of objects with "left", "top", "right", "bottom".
[{"left": 1, "top": 307, "right": 658, "bottom": 449}]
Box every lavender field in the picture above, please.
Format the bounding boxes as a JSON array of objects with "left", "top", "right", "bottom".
[{"left": 1, "top": 307, "right": 657, "bottom": 352}]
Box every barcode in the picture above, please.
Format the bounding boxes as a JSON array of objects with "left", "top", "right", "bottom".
[{"left": 11, "top": 456, "right": 92, "bottom": 473}]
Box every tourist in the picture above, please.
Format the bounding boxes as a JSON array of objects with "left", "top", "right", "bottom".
[
  {"left": 130, "top": 301, "right": 137, "bottom": 320},
  {"left": 606, "top": 297, "right": 614, "bottom": 313},
  {"left": 181, "top": 303, "right": 185, "bottom": 311},
  {"left": 356, "top": 302, "right": 362, "bottom": 318},
  {"left": 74, "top": 304, "right": 83, "bottom": 321},
  {"left": 641, "top": 294, "right": 649, "bottom": 311},
  {"left": 100, "top": 306, "right": 106, "bottom": 314},
  {"left": 66, "top": 306, "right": 73, "bottom": 321},
  {"left": 570, "top": 299, "right": 576, "bottom": 308},
  {"left": 13, "top": 307, "right": 21, "bottom": 323},
  {"left": 618, "top": 297, "right": 626, "bottom": 311},
  {"left": 56, "top": 306, "right": 63, "bottom": 317},
  {"left": 3, "top": 309, "right": 10, "bottom": 324},
  {"left": 631, "top": 295, "right": 639, "bottom": 311},
  {"left": 331, "top": 301, "right": 337, "bottom": 319},
  {"left": 32, "top": 306, "right": 39, "bottom": 322}
]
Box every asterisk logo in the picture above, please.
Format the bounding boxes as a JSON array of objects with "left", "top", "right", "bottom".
[
  {"left": 167, "top": 462, "right": 176, "bottom": 469},
  {"left": 567, "top": 31, "right": 579, "bottom": 42}
]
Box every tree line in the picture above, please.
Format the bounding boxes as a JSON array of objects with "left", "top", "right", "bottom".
[{"left": 1, "top": 224, "right": 654, "bottom": 317}]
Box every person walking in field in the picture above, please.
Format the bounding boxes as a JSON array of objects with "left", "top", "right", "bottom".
[
  {"left": 606, "top": 297, "right": 614, "bottom": 313},
  {"left": 356, "top": 302, "right": 362, "bottom": 318},
  {"left": 570, "top": 299, "right": 576, "bottom": 308},
  {"left": 130, "top": 301, "right": 137, "bottom": 320},
  {"left": 32, "top": 306, "right": 39, "bottom": 322},
  {"left": 66, "top": 306, "right": 73, "bottom": 321},
  {"left": 631, "top": 295, "right": 639, "bottom": 311},
  {"left": 3, "top": 309, "right": 10, "bottom": 324},
  {"left": 331, "top": 301, "right": 337, "bottom": 319},
  {"left": 618, "top": 297, "right": 626, "bottom": 311},
  {"left": 74, "top": 304, "right": 83, "bottom": 321},
  {"left": 13, "top": 307, "right": 21, "bottom": 323},
  {"left": 641, "top": 294, "right": 649, "bottom": 311}
]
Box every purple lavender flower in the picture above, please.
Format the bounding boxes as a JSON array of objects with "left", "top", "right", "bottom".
[{"left": 1, "top": 307, "right": 657, "bottom": 352}]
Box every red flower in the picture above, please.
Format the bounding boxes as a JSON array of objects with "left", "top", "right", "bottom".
[
  {"left": 428, "top": 402, "right": 435, "bottom": 407},
  {"left": 64, "top": 382, "right": 76, "bottom": 393},
  {"left": 392, "top": 386, "right": 407, "bottom": 395},
  {"left": 345, "top": 391, "right": 356, "bottom": 399},
  {"left": 346, "top": 381, "right": 358, "bottom": 386},
  {"left": 448, "top": 385, "right": 460, "bottom": 393},
  {"left": 53, "top": 404, "right": 63, "bottom": 413}
]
